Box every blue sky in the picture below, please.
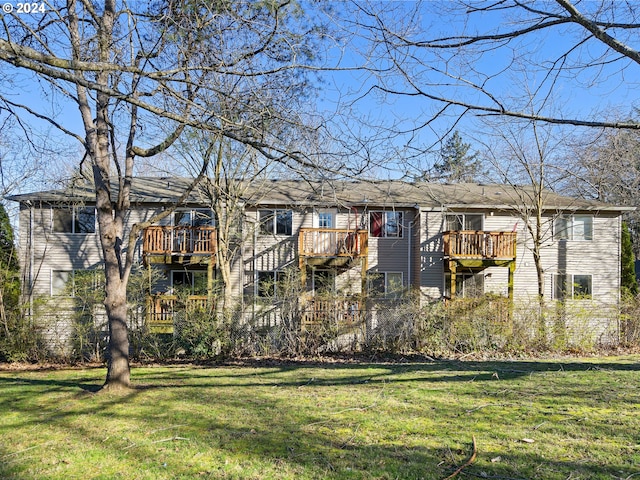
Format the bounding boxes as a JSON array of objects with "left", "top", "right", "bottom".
[{"left": 2, "top": 0, "right": 639, "bottom": 190}]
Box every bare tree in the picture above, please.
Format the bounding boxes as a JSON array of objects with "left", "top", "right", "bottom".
[
  {"left": 0, "top": 1, "right": 329, "bottom": 389},
  {"left": 479, "top": 118, "right": 568, "bottom": 335},
  {"left": 565, "top": 127, "right": 640, "bottom": 257},
  {"left": 346, "top": 1, "right": 640, "bottom": 131}
]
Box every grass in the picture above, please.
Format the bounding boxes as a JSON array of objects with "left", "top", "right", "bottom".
[{"left": 1, "top": 356, "right": 639, "bottom": 479}]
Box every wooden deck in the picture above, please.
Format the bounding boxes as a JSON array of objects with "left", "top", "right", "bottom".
[
  {"left": 443, "top": 231, "right": 516, "bottom": 260},
  {"left": 299, "top": 229, "right": 368, "bottom": 258},
  {"left": 143, "top": 226, "right": 217, "bottom": 263},
  {"left": 146, "top": 295, "right": 212, "bottom": 333},
  {"left": 301, "top": 298, "right": 363, "bottom": 330}
]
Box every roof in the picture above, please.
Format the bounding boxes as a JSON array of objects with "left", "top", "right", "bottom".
[{"left": 5, "top": 177, "right": 635, "bottom": 213}]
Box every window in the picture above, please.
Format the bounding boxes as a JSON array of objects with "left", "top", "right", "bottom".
[
  {"left": 445, "top": 213, "right": 483, "bottom": 231},
  {"left": 554, "top": 274, "right": 592, "bottom": 300},
  {"left": 52, "top": 206, "right": 96, "bottom": 234},
  {"left": 174, "top": 209, "right": 215, "bottom": 227},
  {"left": 369, "top": 211, "right": 403, "bottom": 238},
  {"left": 309, "top": 269, "right": 336, "bottom": 296},
  {"left": 51, "top": 269, "right": 103, "bottom": 296},
  {"left": 369, "top": 272, "right": 404, "bottom": 298},
  {"left": 554, "top": 215, "right": 593, "bottom": 241},
  {"left": 171, "top": 270, "right": 208, "bottom": 295},
  {"left": 51, "top": 270, "right": 71, "bottom": 296},
  {"left": 317, "top": 211, "right": 334, "bottom": 228},
  {"left": 257, "top": 271, "right": 288, "bottom": 298},
  {"left": 444, "top": 272, "right": 484, "bottom": 298},
  {"left": 259, "top": 210, "right": 293, "bottom": 236}
]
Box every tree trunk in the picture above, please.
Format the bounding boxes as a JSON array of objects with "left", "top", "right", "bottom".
[{"left": 104, "top": 280, "right": 130, "bottom": 389}]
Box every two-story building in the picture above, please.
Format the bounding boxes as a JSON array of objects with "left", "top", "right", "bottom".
[{"left": 7, "top": 178, "right": 633, "bottom": 350}]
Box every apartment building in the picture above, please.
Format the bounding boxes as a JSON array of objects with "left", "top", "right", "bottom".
[{"left": 8, "top": 178, "right": 632, "bottom": 346}]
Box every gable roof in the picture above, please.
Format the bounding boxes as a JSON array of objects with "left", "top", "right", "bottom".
[{"left": 5, "top": 177, "right": 635, "bottom": 213}]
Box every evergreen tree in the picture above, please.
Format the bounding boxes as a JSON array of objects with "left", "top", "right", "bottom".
[
  {"left": 622, "top": 222, "right": 638, "bottom": 296},
  {"left": 432, "top": 131, "right": 481, "bottom": 183}
]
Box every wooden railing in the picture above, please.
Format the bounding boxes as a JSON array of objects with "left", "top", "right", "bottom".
[
  {"left": 443, "top": 231, "right": 516, "bottom": 259},
  {"left": 143, "top": 226, "right": 217, "bottom": 256},
  {"left": 146, "top": 294, "right": 212, "bottom": 333},
  {"left": 301, "top": 298, "right": 362, "bottom": 328},
  {"left": 299, "top": 229, "right": 368, "bottom": 257}
]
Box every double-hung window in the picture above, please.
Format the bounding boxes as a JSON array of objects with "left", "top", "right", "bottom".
[
  {"left": 445, "top": 213, "right": 483, "bottom": 231},
  {"left": 259, "top": 210, "right": 293, "bottom": 236},
  {"left": 52, "top": 206, "right": 96, "bottom": 234},
  {"left": 171, "top": 270, "right": 208, "bottom": 295},
  {"left": 369, "top": 272, "right": 404, "bottom": 298},
  {"left": 257, "top": 271, "right": 288, "bottom": 298},
  {"left": 554, "top": 215, "right": 593, "bottom": 241},
  {"left": 553, "top": 274, "right": 592, "bottom": 300},
  {"left": 51, "top": 269, "right": 103, "bottom": 296},
  {"left": 369, "top": 211, "right": 403, "bottom": 238}
]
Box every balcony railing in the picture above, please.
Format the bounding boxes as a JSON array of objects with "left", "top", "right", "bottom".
[
  {"left": 443, "top": 231, "right": 517, "bottom": 260},
  {"left": 301, "top": 297, "right": 362, "bottom": 328},
  {"left": 299, "top": 229, "right": 368, "bottom": 258},
  {"left": 143, "top": 226, "right": 217, "bottom": 256},
  {"left": 146, "top": 294, "right": 212, "bottom": 333}
]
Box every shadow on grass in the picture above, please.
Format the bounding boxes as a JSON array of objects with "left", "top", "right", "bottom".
[
  {"left": 0, "top": 357, "right": 638, "bottom": 479},
  {"left": 3, "top": 356, "right": 639, "bottom": 393}
]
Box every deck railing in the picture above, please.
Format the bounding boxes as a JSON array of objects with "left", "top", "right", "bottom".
[
  {"left": 301, "top": 297, "right": 362, "bottom": 328},
  {"left": 146, "top": 294, "right": 212, "bottom": 333},
  {"left": 443, "top": 231, "right": 516, "bottom": 259},
  {"left": 299, "top": 229, "right": 368, "bottom": 257},
  {"left": 143, "top": 226, "right": 217, "bottom": 256}
]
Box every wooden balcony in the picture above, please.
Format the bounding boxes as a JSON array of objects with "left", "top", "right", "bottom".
[
  {"left": 443, "top": 231, "right": 516, "bottom": 260},
  {"left": 301, "top": 297, "right": 363, "bottom": 330},
  {"left": 299, "top": 228, "right": 368, "bottom": 267},
  {"left": 143, "top": 226, "right": 216, "bottom": 264},
  {"left": 146, "top": 294, "right": 212, "bottom": 333}
]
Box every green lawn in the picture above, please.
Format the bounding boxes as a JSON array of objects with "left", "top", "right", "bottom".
[{"left": 1, "top": 357, "right": 639, "bottom": 479}]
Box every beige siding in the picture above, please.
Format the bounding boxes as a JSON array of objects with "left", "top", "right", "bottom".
[{"left": 419, "top": 210, "right": 444, "bottom": 300}]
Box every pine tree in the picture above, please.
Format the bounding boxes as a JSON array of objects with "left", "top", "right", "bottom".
[{"left": 433, "top": 131, "right": 481, "bottom": 183}]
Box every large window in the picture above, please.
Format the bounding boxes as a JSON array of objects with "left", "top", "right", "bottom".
[
  {"left": 444, "top": 272, "right": 484, "bottom": 298},
  {"left": 259, "top": 210, "right": 293, "bottom": 236},
  {"left": 554, "top": 215, "right": 593, "bottom": 241},
  {"left": 171, "top": 270, "right": 208, "bottom": 295},
  {"left": 554, "top": 274, "right": 592, "bottom": 300},
  {"left": 257, "top": 271, "right": 289, "bottom": 298},
  {"left": 369, "top": 272, "right": 404, "bottom": 298},
  {"left": 369, "top": 211, "right": 403, "bottom": 238},
  {"left": 52, "top": 206, "right": 96, "bottom": 234},
  {"left": 174, "top": 209, "right": 215, "bottom": 227},
  {"left": 445, "top": 213, "right": 483, "bottom": 231},
  {"left": 51, "top": 269, "right": 103, "bottom": 296}
]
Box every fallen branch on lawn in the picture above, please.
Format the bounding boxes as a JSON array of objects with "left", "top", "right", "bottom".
[{"left": 443, "top": 435, "right": 477, "bottom": 480}]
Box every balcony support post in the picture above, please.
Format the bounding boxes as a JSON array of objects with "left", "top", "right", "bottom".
[{"left": 449, "top": 260, "right": 457, "bottom": 298}]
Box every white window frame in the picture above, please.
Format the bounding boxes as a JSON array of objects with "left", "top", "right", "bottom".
[
  {"left": 51, "top": 205, "right": 96, "bottom": 234},
  {"left": 444, "top": 272, "right": 485, "bottom": 298},
  {"left": 259, "top": 209, "right": 293, "bottom": 236},
  {"left": 445, "top": 213, "right": 484, "bottom": 231},
  {"left": 553, "top": 274, "right": 593, "bottom": 300},
  {"left": 369, "top": 211, "right": 404, "bottom": 238},
  {"left": 170, "top": 270, "right": 208, "bottom": 295},
  {"left": 173, "top": 208, "right": 215, "bottom": 227},
  {"left": 369, "top": 271, "right": 404, "bottom": 298},
  {"left": 554, "top": 215, "right": 593, "bottom": 241},
  {"left": 316, "top": 210, "right": 335, "bottom": 229},
  {"left": 256, "top": 270, "right": 288, "bottom": 298},
  {"left": 51, "top": 269, "right": 102, "bottom": 296}
]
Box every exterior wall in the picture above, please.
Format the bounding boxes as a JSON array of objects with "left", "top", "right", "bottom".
[
  {"left": 14, "top": 189, "right": 625, "bottom": 349},
  {"left": 419, "top": 209, "right": 444, "bottom": 300},
  {"left": 366, "top": 207, "right": 415, "bottom": 292}
]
